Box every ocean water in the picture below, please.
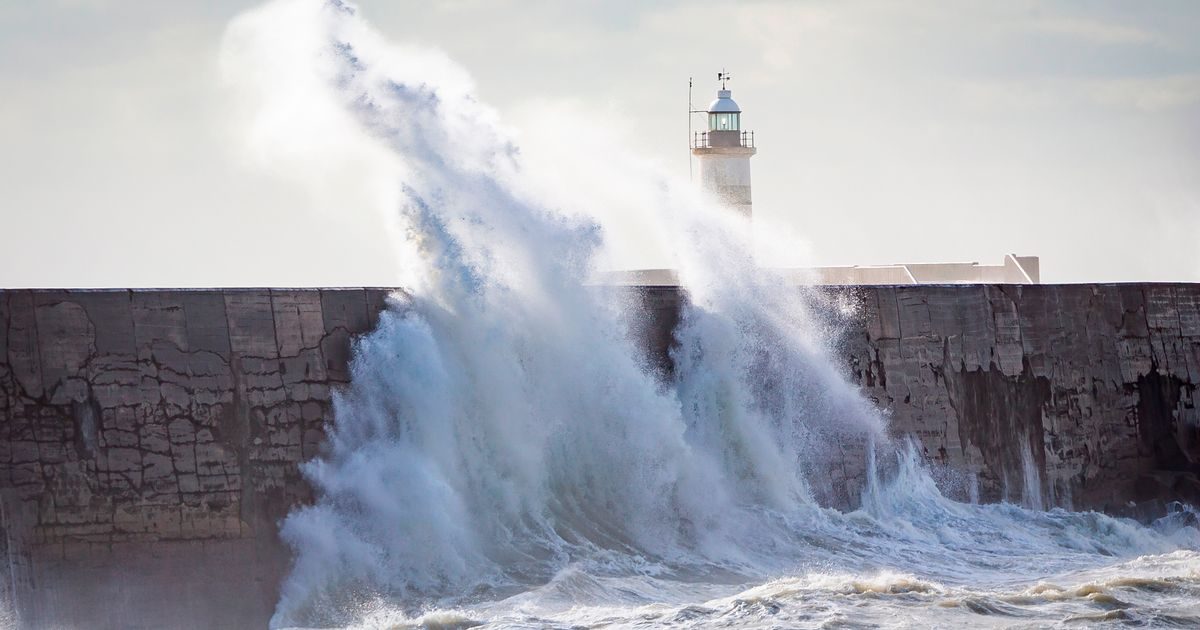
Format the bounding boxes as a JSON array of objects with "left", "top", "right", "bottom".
[{"left": 221, "top": 2, "right": 1200, "bottom": 628}]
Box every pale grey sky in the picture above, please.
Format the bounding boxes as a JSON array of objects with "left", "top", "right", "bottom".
[{"left": 2, "top": 0, "right": 1198, "bottom": 287}]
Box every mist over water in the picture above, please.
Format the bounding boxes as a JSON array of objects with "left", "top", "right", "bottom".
[{"left": 222, "top": 2, "right": 1200, "bottom": 628}]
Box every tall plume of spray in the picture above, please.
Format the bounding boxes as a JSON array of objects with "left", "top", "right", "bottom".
[{"left": 223, "top": 0, "right": 887, "bottom": 625}]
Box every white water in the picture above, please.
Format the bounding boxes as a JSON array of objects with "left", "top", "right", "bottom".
[{"left": 222, "top": 2, "right": 1200, "bottom": 628}]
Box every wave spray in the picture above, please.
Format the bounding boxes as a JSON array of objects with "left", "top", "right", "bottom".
[{"left": 221, "top": 2, "right": 1200, "bottom": 628}]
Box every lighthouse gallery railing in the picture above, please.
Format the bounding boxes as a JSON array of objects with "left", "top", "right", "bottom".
[{"left": 691, "top": 130, "right": 755, "bottom": 149}]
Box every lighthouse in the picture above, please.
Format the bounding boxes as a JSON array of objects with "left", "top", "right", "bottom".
[{"left": 691, "top": 73, "right": 756, "bottom": 219}]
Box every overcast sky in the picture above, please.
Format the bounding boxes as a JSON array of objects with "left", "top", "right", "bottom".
[{"left": 2, "top": 0, "right": 1198, "bottom": 287}]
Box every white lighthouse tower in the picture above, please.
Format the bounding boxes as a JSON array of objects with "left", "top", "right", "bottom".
[{"left": 691, "top": 73, "right": 756, "bottom": 218}]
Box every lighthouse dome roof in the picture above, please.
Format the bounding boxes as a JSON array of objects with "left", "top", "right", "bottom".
[{"left": 707, "top": 89, "right": 741, "bottom": 113}]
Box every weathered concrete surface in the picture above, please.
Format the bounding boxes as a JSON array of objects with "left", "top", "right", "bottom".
[
  {"left": 846, "top": 284, "right": 1200, "bottom": 513},
  {"left": 0, "top": 289, "right": 390, "bottom": 630},
  {"left": 634, "top": 284, "right": 1200, "bottom": 512},
  {"left": 2, "top": 285, "right": 1199, "bottom": 628}
]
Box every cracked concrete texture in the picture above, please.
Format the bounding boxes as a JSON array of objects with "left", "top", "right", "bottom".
[
  {"left": 2, "top": 289, "right": 390, "bottom": 549},
  {"left": 841, "top": 284, "right": 1200, "bottom": 513},
  {"left": 1, "top": 285, "right": 1199, "bottom": 629},
  {"left": 0, "top": 288, "right": 391, "bottom": 630},
  {"left": 7, "top": 285, "right": 1187, "bottom": 543},
  {"left": 631, "top": 284, "right": 1200, "bottom": 512}
]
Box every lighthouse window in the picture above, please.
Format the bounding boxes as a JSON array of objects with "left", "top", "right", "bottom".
[{"left": 709, "top": 113, "right": 739, "bottom": 131}]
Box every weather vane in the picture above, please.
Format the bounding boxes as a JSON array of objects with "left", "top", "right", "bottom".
[{"left": 718, "top": 69, "right": 731, "bottom": 89}]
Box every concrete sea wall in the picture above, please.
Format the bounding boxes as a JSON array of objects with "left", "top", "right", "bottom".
[
  {"left": 635, "top": 284, "right": 1200, "bottom": 512},
  {"left": 848, "top": 284, "right": 1199, "bottom": 511},
  {"left": 2, "top": 284, "right": 1199, "bottom": 628},
  {"left": 0, "top": 289, "right": 390, "bottom": 629}
]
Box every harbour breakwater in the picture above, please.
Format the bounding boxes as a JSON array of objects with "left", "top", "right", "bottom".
[{"left": 1, "top": 284, "right": 1197, "bottom": 628}]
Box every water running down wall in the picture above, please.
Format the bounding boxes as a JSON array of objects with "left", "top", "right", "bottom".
[{"left": 1, "top": 284, "right": 1197, "bottom": 628}]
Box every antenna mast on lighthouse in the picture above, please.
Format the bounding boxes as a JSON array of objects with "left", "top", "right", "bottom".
[{"left": 687, "top": 77, "right": 708, "bottom": 181}]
